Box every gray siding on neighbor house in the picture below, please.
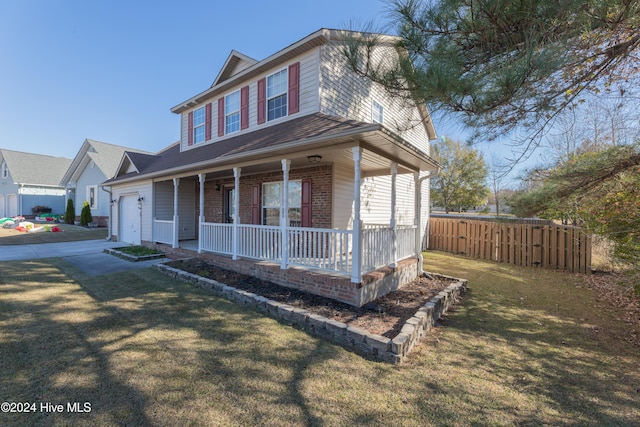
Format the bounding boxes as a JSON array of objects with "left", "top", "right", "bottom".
[
  {"left": 22, "top": 194, "right": 66, "bottom": 215},
  {"left": 75, "top": 160, "right": 110, "bottom": 217}
]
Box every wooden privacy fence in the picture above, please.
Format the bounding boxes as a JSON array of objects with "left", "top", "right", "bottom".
[{"left": 428, "top": 216, "right": 592, "bottom": 274}]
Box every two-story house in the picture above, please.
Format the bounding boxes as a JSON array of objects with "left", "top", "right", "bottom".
[{"left": 105, "top": 29, "right": 439, "bottom": 307}]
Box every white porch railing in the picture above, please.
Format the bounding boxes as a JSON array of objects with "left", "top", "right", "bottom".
[
  {"left": 238, "top": 224, "right": 282, "bottom": 260},
  {"left": 153, "top": 219, "right": 174, "bottom": 244},
  {"left": 200, "top": 222, "right": 233, "bottom": 255},
  {"left": 152, "top": 221, "right": 418, "bottom": 279},
  {"left": 287, "top": 227, "right": 353, "bottom": 274},
  {"left": 396, "top": 225, "right": 418, "bottom": 261}
]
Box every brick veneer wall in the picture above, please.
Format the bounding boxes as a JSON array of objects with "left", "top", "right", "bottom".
[{"left": 196, "top": 164, "right": 332, "bottom": 229}]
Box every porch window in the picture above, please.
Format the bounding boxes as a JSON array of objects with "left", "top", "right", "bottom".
[
  {"left": 267, "top": 68, "right": 288, "bottom": 121},
  {"left": 262, "top": 181, "right": 301, "bottom": 226},
  {"left": 193, "top": 106, "right": 206, "bottom": 144},
  {"left": 225, "top": 90, "right": 240, "bottom": 134}
]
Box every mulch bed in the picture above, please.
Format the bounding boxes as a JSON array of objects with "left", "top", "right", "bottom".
[{"left": 166, "top": 258, "right": 454, "bottom": 338}]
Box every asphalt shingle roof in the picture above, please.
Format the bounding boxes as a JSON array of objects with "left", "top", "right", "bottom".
[{"left": 0, "top": 149, "right": 72, "bottom": 186}]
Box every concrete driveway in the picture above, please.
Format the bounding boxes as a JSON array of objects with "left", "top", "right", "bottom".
[{"left": 0, "top": 239, "right": 169, "bottom": 276}]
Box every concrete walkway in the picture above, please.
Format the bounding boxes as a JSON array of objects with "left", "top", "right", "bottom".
[{"left": 0, "top": 240, "right": 169, "bottom": 276}]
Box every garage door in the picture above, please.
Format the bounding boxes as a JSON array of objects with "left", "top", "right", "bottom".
[{"left": 119, "top": 196, "right": 141, "bottom": 245}]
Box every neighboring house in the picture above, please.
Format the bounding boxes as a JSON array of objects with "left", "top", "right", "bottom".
[
  {"left": 105, "top": 28, "right": 440, "bottom": 306},
  {"left": 61, "top": 139, "right": 153, "bottom": 227},
  {"left": 0, "top": 149, "right": 72, "bottom": 217}
]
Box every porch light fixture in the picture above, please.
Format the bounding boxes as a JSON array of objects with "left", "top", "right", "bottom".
[
  {"left": 215, "top": 183, "right": 220, "bottom": 192},
  {"left": 307, "top": 155, "right": 322, "bottom": 163},
  {"left": 137, "top": 196, "right": 144, "bottom": 202},
  {"left": 111, "top": 199, "right": 117, "bottom": 204}
]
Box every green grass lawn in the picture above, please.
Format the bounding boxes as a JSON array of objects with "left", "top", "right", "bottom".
[{"left": 0, "top": 252, "right": 638, "bottom": 426}]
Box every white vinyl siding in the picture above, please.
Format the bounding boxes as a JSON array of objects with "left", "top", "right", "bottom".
[
  {"left": 319, "top": 43, "right": 431, "bottom": 155},
  {"left": 180, "top": 50, "right": 320, "bottom": 151}
]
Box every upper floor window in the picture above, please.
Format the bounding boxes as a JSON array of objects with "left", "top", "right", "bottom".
[
  {"left": 1, "top": 161, "right": 7, "bottom": 179},
  {"left": 372, "top": 99, "right": 384, "bottom": 124},
  {"left": 267, "top": 68, "right": 288, "bottom": 121},
  {"left": 225, "top": 91, "right": 240, "bottom": 134},
  {"left": 193, "top": 106, "right": 206, "bottom": 144}
]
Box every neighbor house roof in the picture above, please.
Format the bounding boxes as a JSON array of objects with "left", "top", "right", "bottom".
[
  {"left": 0, "top": 149, "right": 72, "bottom": 187},
  {"left": 105, "top": 113, "right": 439, "bottom": 186},
  {"left": 60, "top": 139, "right": 155, "bottom": 185}
]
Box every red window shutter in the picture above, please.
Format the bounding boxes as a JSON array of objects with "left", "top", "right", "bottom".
[
  {"left": 301, "top": 179, "right": 312, "bottom": 227},
  {"left": 217, "top": 97, "right": 225, "bottom": 137},
  {"left": 257, "top": 78, "right": 266, "bottom": 124},
  {"left": 187, "top": 111, "right": 194, "bottom": 146},
  {"left": 241, "top": 85, "right": 249, "bottom": 130},
  {"left": 251, "top": 185, "right": 261, "bottom": 224},
  {"left": 205, "top": 102, "right": 212, "bottom": 140},
  {"left": 288, "top": 62, "right": 300, "bottom": 115}
]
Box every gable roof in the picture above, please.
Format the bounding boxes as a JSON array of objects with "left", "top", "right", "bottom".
[
  {"left": 212, "top": 50, "right": 258, "bottom": 87},
  {"left": 171, "top": 28, "right": 399, "bottom": 114},
  {"left": 0, "top": 149, "right": 72, "bottom": 187},
  {"left": 60, "top": 139, "right": 154, "bottom": 185},
  {"left": 105, "top": 113, "right": 438, "bottom": 185}
]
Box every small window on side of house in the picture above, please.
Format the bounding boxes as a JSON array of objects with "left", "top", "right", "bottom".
[
  {"left": 86, "top": 185, "right": 97, "bottom": 210},
  {"left": 372, "top": 99, "right": 384, "bottom": 124},
  {"left": 1, "top": 161, "right": 8, "bottom": 179}
]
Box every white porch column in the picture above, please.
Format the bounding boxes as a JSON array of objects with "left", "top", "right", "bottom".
[
  {"left": 232, "top": 167, "right": 241, "bottom": 260},
  {"left": 281, "top": 159, "right": 290, "bottom": 270},
  {"left": 390, "top": 162, "right": 398, "bottom": 268},
  {"left": 414, "top": 172, "right": 424, "bottom": 275},
  {"left": 172, "top": 178, "right": 180, "bottom": 249},
  {"left": 198, "top": 174, "right": 205, "bottom": 253},
  {"left": 351, "top": 147, "right": 363, "bottom": 283}
]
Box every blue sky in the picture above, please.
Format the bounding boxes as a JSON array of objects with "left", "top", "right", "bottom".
[
  {"left": 0, "top": 0, "right": 534, "bottom": 181},
  {"left": 0, "top": 0, "right": 391, "bottom": 159}
]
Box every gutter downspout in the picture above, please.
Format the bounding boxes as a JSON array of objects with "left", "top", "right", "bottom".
[
  {"left": 418, "top": 170, "right": 438, "bottom": 251},
  {"left": 101, "top": 185, "right": 113, "bottom": 241}
]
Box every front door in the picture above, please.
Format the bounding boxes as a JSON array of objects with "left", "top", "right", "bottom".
[{"left": 225, "top": 188, "right": 236, "bottom": 223}]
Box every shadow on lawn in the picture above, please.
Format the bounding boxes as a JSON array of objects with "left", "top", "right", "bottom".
[
  {"left": 423, "top": 252, "right": 640, "bottom": 426},
  {"left": 1, "top": 259, "right": 340, "bottom": 426}
]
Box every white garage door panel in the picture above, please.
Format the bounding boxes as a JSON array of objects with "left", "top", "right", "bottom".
[{"left": 119, "top": 196, "right": 141, "bottom": 245}]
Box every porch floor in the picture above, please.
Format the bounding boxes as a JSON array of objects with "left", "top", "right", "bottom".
[{"left": 149, "top": 240, "right": 421, "bottom": 307}]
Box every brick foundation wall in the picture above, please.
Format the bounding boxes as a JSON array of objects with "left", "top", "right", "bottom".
[{"left": 145, "top": 240, "right": 420, "bottom": 307}]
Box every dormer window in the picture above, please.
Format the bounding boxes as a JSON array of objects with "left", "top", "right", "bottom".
[
  {"left": 267, "top": 68, "right": 288, "bottom": 121},
  {"left": 372, "top": 99, "right": 384, "bottom": 124},
  {"left": 193, "top": 106, "right": 206, "bottom": 144},
  {"left": 225, "top": 90, "right": 241, "bottom": 134}
]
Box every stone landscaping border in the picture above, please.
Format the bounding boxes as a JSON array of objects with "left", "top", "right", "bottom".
[
  {"left": 154, "top": 262, "right": 467, "bottom": 364},
  {"left": 105, "top": 247, "right": 166, "bottom": 262}
]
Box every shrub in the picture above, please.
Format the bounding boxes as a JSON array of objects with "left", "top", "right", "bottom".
[
  {"left": 80, "top": 201, "right": 92, "bottom": 226},
  {"left": 64, "top": 199, "right": 75, "bottom": 224}
]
